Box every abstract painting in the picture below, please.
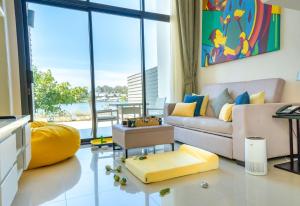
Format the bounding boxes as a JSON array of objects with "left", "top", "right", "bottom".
[{"left": 202, "top": 0, "right": 280, "bottom": 67}]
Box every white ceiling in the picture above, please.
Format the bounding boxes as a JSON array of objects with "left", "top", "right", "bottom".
[{"left": 263, "top": 0, "right": 300, "bottom": 11}]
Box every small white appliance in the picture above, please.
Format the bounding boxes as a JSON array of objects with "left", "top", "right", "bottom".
[{"left": 245, "top": 137, "right": 267, "bottom": 175}]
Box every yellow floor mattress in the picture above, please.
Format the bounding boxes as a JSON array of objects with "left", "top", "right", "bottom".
[{"left": 125, "top": 144, "right": 219, "bottom": 183}]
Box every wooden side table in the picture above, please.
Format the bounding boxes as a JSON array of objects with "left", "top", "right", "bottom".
[
  {"left": 273, "top": 114, "right": 300, "bottom": 174},
  {"left": 112, "top": 124, "right": 174, "bottom": 158}
]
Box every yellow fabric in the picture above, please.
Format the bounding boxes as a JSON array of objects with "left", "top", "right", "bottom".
[
  {"left": 171, "top": 102, "right": 197, "bottom": 117},
  {"left": 125, "top": 144, "right": 219, "bottom": 183},
  {"left": 90, "top": 138, "right": 113, "bottom": 145},
  {"left": 272, "top": 5, "right": 281, "bottom": 14},
  {"left": 29, "top": 121, "right": 80, "bottom": 169},
  {"left": 250, "top": 91, "right": 265, "bottom": 104},
  {"left": 219, "top": 103, "right": 234, "bottom": 122},
  {"left": 30, "top": 121, "right": 49, "bottom": 128},
  {"left": 200, "top": 95, "right": 209, "bottom": 116}
]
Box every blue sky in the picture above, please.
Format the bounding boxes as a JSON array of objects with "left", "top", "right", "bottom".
[{"left": 28, "top": 1, "right": 167, "bottom": 88}]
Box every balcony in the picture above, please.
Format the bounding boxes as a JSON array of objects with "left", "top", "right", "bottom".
[{"left": 33, "top": 67, "right": 167, "bottom": 140}]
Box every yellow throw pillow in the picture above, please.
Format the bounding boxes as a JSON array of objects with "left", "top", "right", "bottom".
[
  {"left": 171, "top": 102, "right": 197, "bottom": 117},
  {"left": 219, "top": 103, "right": 234, "bottom": 122},
  {"left": 200, "top": 95, "right": 209, "bottom": 116},
  {"left": 250, "top": 91, "right": 265, "bottom": 104}
]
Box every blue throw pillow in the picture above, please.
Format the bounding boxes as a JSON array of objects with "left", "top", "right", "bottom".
[
  {"left": 184, "top": 95, "right": 204, "bottom": 116},
  {"left": 235, "top": 92, "right": 250, "bottom": 105}
]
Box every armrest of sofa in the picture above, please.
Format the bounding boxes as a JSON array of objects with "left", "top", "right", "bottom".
[
  {"left": 164, "top": 103, "right": 176, "bottom": 117},
  {"left": 232, "top": 103, "right": 300, "bottom": 161}
]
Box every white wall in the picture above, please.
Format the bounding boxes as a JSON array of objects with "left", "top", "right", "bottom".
[
  {"left": 263, "top": 0, "right": 300, "bottom": 11},
  {"left": 198, "top": 8, "right": 300, "bottom": 103}
]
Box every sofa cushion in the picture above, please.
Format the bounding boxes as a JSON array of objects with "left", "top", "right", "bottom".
[
  {"left": 183, "top": 116, "right": 233, "bottom": 135},
  {"left": 211, "top": 88, "right": 234, "bottom": 117},
  {"left": 235, "top": 91, "right": 250, "bottom": 105},
  {"left": 165, "top": 115, "right": 233, "bottom": 136},
  {"left": 200, "top": 95, "right": 209, "bottom": 116},
  {"left": 184, "top": 95, "right": 204, "bottom": 116},
  {"left": 201, "top": 78, "right": 284, "bottom": 103},
  {"left": 171, "top": 102, "right": 197, "bottom": 117},
  {"left": 165, "top": 116, "right": 187, "bottom": 127},
  {"left": 201, "top": 78, "right": 285, "bottom": 117},
  {"left": 250, "top": 91, "right": 265, "bottom": 104},
  {"left": 219, "top": 103, "right": 234, "bottom": 122}
]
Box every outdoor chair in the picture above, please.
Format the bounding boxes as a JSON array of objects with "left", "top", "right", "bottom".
[
  {"left": 95, "top": 109, "right": 119, "bottom": 126},
  {"left": 120, "top": 105, "right": 142, "bottom": 121},
  {"left": 89, "top": 101, "right": 119, "bottom": 127}
]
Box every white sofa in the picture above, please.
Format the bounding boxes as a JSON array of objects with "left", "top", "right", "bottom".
[{"left": 164, "top": 78, "right": 296, "bottom": 162}]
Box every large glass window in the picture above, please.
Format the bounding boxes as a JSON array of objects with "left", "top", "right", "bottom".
[
  {"left": 145, "top": 0, "right": 171, "bottom": 15},
  {"left": 91, "top": 0, "right": 140, "bottom": 10},
  {"left": 92, "top": 13, "right": 142, "bottom": 137},
  {"left": 24, "top": 0, "right": 170, "bottom": 142},
  {"left": 144, "top": 20, "right": 171, "bottom": 117},
  {"left": 28, "top": 4, "right": 93, "bottom": 139}
]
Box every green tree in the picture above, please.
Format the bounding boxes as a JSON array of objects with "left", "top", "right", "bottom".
[
  {"left": 114, "top": 86, "right": 128, "bottom": 94},
  {"left": 94, "top": 85, "right": 128, "bottom": 96},
  {"left": 33, "top": 67, "right": 89, "bottom": 115},
  {"left": 95, "top": 86, "right": 102, "bottom": 97},
  {"left": 102, "top": 85, "right": 113, "bottom": 94}
]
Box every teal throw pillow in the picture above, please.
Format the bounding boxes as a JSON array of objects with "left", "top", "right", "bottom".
[{"left": 184, "top": 95, "right": 204, "bottom": 116}]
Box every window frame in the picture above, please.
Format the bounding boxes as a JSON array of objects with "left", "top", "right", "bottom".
[{"left": 14, "top": 0, "right": 170, "bottom": 143}]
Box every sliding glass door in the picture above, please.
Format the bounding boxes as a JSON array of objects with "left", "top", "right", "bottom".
[
  {"left": 22, "top": 0, "right": 171, "bottom": 142},
  {"left": 144, "top": 20, "right": 171, "bottom": 117},
  {"left": 28, "top": 3, "right": 93, "bottom": 139},
  {"left": 92, "top": 13, "right": 142, "bottom": 138}
]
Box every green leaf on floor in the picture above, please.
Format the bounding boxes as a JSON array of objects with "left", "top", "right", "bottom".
[{"left": 160, "top": 188, "right": 170, "bottom": 196}]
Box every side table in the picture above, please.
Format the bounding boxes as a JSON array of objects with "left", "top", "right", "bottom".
[{"left": 273, "top": 114, "right": 300, "bottom": 174}]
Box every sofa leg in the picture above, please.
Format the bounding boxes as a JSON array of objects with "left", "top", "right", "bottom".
[{"left": 236, "top": 160, "right": 245, "bottom": 167}]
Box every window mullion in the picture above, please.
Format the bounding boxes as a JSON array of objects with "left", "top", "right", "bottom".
[{"left": 141, "top": 0, "right": 145, "bottom": 11}]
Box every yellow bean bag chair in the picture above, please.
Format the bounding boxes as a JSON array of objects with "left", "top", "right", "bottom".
[
  {"left": 29, "top": 121, "right": 80, "bottom": 169},
  {"left": 125, "top": 144, "right": 219, "bottom": 183}
]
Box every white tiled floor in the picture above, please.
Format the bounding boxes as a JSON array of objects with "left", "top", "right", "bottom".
[{"left": 13, "top": 146, "right": 300, "bottom": 206}]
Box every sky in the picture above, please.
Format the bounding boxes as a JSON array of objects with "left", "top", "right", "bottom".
[{"left": 28, "top": 1, "right": 169, "bottom": 88}]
